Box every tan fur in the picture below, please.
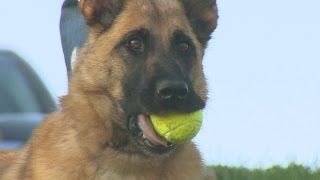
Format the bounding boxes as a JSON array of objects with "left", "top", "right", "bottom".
[{"left": 0, "top": 0, "right": 218, "bottom": 179}]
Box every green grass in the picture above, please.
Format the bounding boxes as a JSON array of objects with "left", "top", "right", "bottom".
[{"left": 208, "top": 163, "right": 320, "bottom": 180}]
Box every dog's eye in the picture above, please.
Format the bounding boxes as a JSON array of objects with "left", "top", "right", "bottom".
[
  {"left": 178, "top": 42, "right": 189, "bottom": 52},
  {"left": 128, "top": 38, "right": 143, "bottom": 51}
]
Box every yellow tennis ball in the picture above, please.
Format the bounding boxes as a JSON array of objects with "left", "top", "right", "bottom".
[{"left": 150, "top": 110, "right": 203, "bottom": 144}]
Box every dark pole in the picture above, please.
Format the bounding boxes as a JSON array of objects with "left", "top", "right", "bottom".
[{"left": 60, "top": 0, "right": 88, "bottom": 78}]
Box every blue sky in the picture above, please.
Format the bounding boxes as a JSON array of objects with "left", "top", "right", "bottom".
[{"left": 0, "top": 0, "right": 319, "bottom": 168}]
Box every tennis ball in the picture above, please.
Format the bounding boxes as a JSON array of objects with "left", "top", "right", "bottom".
[{"left": 150, "top": 110, "right": 203, "bottom": 144}]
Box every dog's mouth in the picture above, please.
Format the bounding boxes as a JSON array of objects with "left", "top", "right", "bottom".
[{"left": 128, "top": 114, "right": 175, "bottom": 154}]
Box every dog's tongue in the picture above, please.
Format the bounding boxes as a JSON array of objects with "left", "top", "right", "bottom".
[{"left": 137, "top": 114, "right": 168, "bottom": 147}]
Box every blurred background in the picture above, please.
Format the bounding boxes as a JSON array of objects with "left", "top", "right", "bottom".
[{"left": 0, "top": 0, "right": 319, "bottom": 174}]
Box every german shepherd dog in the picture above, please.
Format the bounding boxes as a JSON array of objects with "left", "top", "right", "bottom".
[{"left": 0, "top": 0, "right": 218, "bottom": 179}]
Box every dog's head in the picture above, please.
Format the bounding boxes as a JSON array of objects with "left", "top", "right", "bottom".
[{"left": 71, "top": 0, "right": 218, "bottom": 156}]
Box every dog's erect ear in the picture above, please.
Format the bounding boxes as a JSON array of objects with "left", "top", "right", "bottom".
[
  {"left": 79, "top": 0, "right": 125, "bottom": 27},
  {"left": 181, "top": 0, "right": 218, "bottom": 47}
]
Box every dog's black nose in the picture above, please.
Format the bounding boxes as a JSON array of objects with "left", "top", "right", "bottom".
[{"left": 156, "top": 80, "right": 189, "bottom": 100}]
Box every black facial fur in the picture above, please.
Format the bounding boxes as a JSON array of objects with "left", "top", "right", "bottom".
[{"left": 119, "top": 28, "right": 205, "bottom": 116}]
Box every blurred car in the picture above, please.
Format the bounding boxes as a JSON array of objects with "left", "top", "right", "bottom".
[{"left": 0, "top": 50, "right": 56, "bottom": 149}]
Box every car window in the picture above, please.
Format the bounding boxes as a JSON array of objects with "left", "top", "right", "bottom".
[{"left": 0, "top": 51, "right": 56, "bottom": 114}]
